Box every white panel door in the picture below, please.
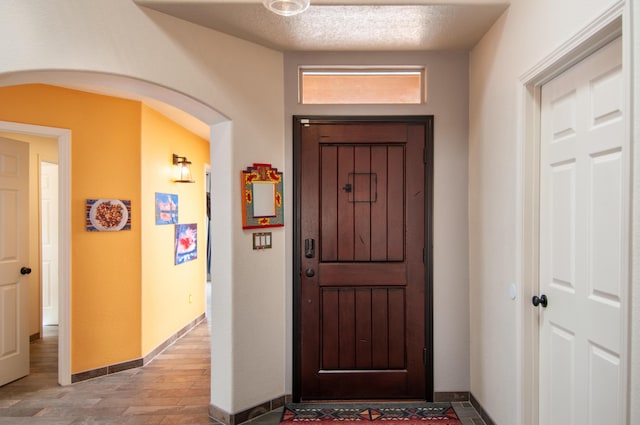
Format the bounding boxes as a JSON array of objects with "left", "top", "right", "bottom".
[
  {"left": 539, "top": 37, "right": 627, "bottom": 425},
  {"left": 0, "top": 137, "right": 29, "bottom": 386},
  {"left": 41, "top": 161, "right": 59, "bottom": 326}
]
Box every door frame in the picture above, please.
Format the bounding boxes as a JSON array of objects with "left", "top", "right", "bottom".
[
  {"left": 40, "top": 160, "right": 60, "bottom": 328},
  {"left": 518, "top": 4, "right": 628, "bottom": 424},
  {"left": 0, "top": 120, "right": 72, "bottom": 386},
  {"left": 292, "top": 115, "right": 434, "bottom": 401}
]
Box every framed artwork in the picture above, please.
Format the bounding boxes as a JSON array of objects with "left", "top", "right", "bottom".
[
  {"left": 86, "top": 199, "right": 131, "bottom": 231},
  {"left": 155, "top": 192, "right": 178, "bottom": 225},
  {"left": 175, "top": 223, "right": 197, "bottom": 265},
  {"left": 241, "top": 163, "right": 284, "bottom": 229}
]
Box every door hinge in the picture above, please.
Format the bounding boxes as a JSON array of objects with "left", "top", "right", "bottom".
[
  {"left": 423, "top": 148, "right": 427, "bottom": 164},
  {"left": 423, "top": 248, "right": 426, "bottom": 265},
  {"left": 423, "top": 348, "right": 428, "bottom": 365}
]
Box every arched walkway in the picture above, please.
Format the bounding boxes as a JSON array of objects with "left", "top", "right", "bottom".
[{"left": 0, "top": 70, "right": 229, "bottom": 387}]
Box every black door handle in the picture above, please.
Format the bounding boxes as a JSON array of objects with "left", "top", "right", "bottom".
[
  {"left": 304, "top": 238, "right": 315, "bottom": 258},
  {"left": 20, "top": 267, "right": 32, "bottom": 275},
  {"left": 532, "top": 294, "right": 548, "bottom": 308}
]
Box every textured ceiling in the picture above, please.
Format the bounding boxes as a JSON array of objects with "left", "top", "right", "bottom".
[{"left": 134, "top": 0, "right": 509, "bottom": 51}]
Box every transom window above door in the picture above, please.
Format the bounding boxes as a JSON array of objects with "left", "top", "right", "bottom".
[{"left": 299, "top": 67, "right": 426, "bottom": 105}]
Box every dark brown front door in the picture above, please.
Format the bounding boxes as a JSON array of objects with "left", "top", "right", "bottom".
[{"left": 294, "top": 117, "right": 433, "bottom": 401}]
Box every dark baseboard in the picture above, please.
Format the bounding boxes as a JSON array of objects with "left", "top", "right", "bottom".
[
  {"left": 30, "top": 333, "right": 40, "bottom": 342},
  {"left": 142, "top": 314, "right": 206, "bottom": 364},
  {"left": 71, "top": 313, "right": 206, "bottom": 384},
  {"left": 433, "top": 391, "right": 470, "bottom": 402},
  {"left": 209, "top": 395, "right": 291, "bottom": 425},
  {"left": 470, "top": 392, "right": 497, "bottom": 425}
]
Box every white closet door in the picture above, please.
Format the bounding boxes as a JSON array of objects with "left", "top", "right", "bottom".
[{"left": 538, "top": 37, "right": 628, "bottom": 425}]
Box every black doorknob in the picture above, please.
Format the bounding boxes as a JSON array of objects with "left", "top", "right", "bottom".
[
  {"left": 305, "top": 268, "right": 315, "bottom": 278},
  {"left": 20, "top": 267, "right": 32, "bottom": 275},
  {"left": 532, "top": 294, "right": 548, "bottom": 308}
]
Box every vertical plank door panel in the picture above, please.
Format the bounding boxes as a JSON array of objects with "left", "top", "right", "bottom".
[
  {"left": 371, "top": 146, "right": 389, "bottom": 261},
  {"left": 387, "top": 146, "right": 405, "bottom": 261},
  {"left": 337, "top": 146, "right": 354, "bottom": 261},
  {"left": 354, "top": 146, "right": 372, "bottom": 261},
  {"left": 338, "top": 289, "right": 356, "bottom": 369},
  {"left": 355, "top": 288, "right": 373, "bottom": 369},
  {"left": 321, "top": 146, "right": 338, "bottom": 261}
]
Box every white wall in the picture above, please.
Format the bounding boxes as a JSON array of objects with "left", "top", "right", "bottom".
[
  {"left": 469, "top": 0, "right": 637, "bottom": 423},
  {"left": 0, "top": 0, "right": 286, "bottom": 414},
  {"left": 283, "top": 51, "right": 471, "bottom": 394}
]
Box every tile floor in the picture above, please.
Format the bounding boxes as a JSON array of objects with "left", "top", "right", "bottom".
[
  {"left": 0, "top": 321, "right": 487, "bottom": 425},
  {"left": 0, "top": 322, "right": 212, "bottom": 424}
]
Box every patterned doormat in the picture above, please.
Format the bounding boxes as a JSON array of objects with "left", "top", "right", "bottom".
[{"left": 280, "top": 402, "right": 462, "bottom": 425}]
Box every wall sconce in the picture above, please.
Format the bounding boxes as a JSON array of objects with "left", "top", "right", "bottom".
[{"left": 173, "top": 154, "right": 195, "bottom": 183}]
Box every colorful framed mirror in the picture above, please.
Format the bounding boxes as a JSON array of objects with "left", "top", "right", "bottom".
[{"left": 241, "top": 163, "right": 284, "bottom": 229}]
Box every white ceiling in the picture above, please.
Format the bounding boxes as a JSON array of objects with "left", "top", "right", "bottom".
[{"left": 134, "top": 0, "right": 510, "bottom": 52}]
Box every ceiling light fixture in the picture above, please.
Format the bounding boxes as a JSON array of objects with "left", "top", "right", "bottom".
[{"left": 263, "top": 0, "right": 310, "bottom": 16}]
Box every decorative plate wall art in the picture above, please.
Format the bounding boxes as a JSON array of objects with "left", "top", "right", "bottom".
[{"left": 86, "top": 199, "right": 131, "bottom": 231}]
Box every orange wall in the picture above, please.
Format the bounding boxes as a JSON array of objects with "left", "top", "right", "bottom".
[
  {"left": 0, "top": 84, "right": 142, "bottom": 372},
  {"left": 140, "top": 105, "right": 208, "bottom": 355},
  {"left": 0, "top": 84, "right": 206, "bottom": 373}
]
